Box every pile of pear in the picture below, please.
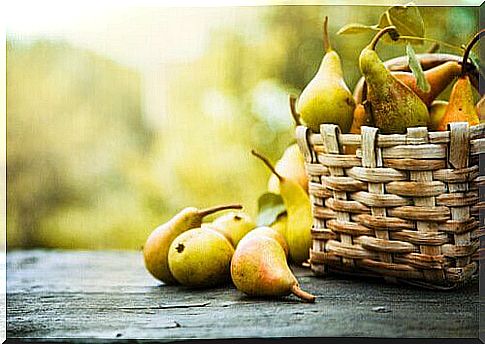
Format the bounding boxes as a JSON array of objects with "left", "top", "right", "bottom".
[
  {"left": 142, "top": 146, "right": 315, "bottom": 302},
  {"left": 296, "top": 18, "right": 484, "bottom": 137}
]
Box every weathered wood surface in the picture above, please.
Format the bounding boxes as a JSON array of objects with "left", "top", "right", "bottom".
[{"left": 6, "top": 250, "right": 482, "bottom": 342}]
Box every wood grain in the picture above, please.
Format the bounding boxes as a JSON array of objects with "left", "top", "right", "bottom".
[{"left": 5, "top": 248, "right": 479, "bottom": 342}]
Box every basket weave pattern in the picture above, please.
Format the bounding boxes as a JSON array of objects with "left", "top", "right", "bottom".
[{"left": 296, "top": 122, "right": 484, "bottom": 289}]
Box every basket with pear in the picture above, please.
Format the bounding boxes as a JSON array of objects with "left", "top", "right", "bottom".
[{"left": 293, "top": 7, "right": 484, "bottom": 289}]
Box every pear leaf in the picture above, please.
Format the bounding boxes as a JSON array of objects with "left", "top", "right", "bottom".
[
  {"left": 406, "top": 44, "right": 430, "bottom": 93},
  {"left": 337, "top": 23, "right": 379, "bottom": 35},
  {"left": 378, "top": 3, "right": 425, "bottom": 45},
  {"left": 256, "top": 192, "right": 286, "bottom": 226}
]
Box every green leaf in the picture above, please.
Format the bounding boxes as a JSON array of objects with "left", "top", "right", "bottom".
[
  {"left": 378, "top": 3, "right": 425, "bottom": 45},
  {"left": 256, "top": 192, "right": 286, "bottom": 226},
  {"left": 337, "top": 23, "right": 379, "bottom": 35},
  {"left": 406, "top": 44, "right": 430, "bottom": 93}
]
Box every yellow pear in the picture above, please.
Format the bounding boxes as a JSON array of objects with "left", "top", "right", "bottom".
[
  {"left": 168, "top": 227, "right": 234, "bottom": 288},
  {"left": 206, "top": 211, "right": 256, "bottom": 248},
  {"left": 270, "top": 212, "right": 288, "bottom": 240},
  {"left": 231, "top": 226, "right": 315, "bottom": 302},
  {"left": 143, "top": 204, "right": 241, "bottom": 284},
  {"left": 296, "top": 17, "right": 355, "bottom": 133},
  {"left": 477, "top": 95, "right": 485, "bottom": 122},
  {"left": 436, "top": 75, "right": 479, "bottom": 130},
  {"left": 252, "top": 150, "right": 312, "bottom": 265},
  {"left": 241, "top": 225, "right": 289, "bottom": 256},
  {"left": 428, "top": 100, "right": 448, "bottom": 131},
  {"left": 267, "top": 144, "right": 308, "bottom": 194}
]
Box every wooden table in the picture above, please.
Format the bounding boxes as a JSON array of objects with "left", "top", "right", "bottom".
[{"left": 5, "top": 250, "right": 483, "bottom": 342}]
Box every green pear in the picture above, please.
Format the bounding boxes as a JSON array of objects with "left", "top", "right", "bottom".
[
  {"left": 267, "top": 144, "right": 308, "bottom": 194},
  {"left": 168, "top": 227, "right": 234, "bottom": 288},
  {"left": 296, "top": 17, "right": 355, "bottom": 133},
  {"left": 142, "top": 204, "right": 241, "bottom": 284},
  {"left": 359, "top": 27, "right": 429, "bottom": 134},
  {"left": 206, "top": 211, "right": 256, "bottom": 248},
  {"left": 231, "top": 226, "right": 315, "bottom": 302}
]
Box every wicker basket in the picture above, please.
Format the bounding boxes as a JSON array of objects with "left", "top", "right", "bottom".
[{"left": 295, "top": 122, "right": 484, "bottom": 289}]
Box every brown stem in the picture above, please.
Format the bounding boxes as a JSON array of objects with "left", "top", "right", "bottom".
[
  {"left": 290, "top": 284, "right": 316, "bottom": 303},
  {"left": 323, "top": 16, "right": 332, "bottom": 53},
  {"left": 289, "top": 95, "right": 301, "bottom": 126},
  {"left": 197, "top": 204, "right": 243, "bottom": 218},
  {"left": 251, "top": 150, "right": 283, "bottom": 181},
  {"left": 462, "top": 29, "right": 485, "bottom": 76},
  {"left": 369, "top": 26, "right": 398, "bottom": 51},
  {"left": 427, "top": 42, "right": 440, "bottom": 54}
]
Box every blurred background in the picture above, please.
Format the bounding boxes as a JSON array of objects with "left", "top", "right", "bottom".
[{"left": 6, "top": 4, "right": 480, "bottom": 249}]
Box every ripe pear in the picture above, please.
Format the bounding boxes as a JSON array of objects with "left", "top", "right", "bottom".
[
  {"left": 252, "top": 150, "right": 312, "bottom": 265},
  {"left": 428, "top": 100, "right": 448, "bottom": 131},
  {"left": 142, "top": 204, "right": 242, "bottom": 284},
  {"left": 206, "top": 211, "right": 256, "bottom": 248},
  {"left": 296, "top": 16, "right": 355, "bottom": 133},
  {"left": 436, "top": 29, "right": 484, "bottom": 130},
  {"left": 349, "top": 103, "right": 373, "bottom": 135},
  {"left": 267, "top": 144, "right": 308, "bottom": 194},
  {"left": 168, "top": 227, "right": 235, "bottom": 288},
  {"left": 391, "top": 61, "right": 461, "bottom": 107},
  {"left": 359, "top": 27, "right": 429, "bottom": 134},
  {"left": 477, "top": 96, "right": 485, "bottom": 122},
  {"left": 436, "top": 74, "right": 479, "bottom": 130},
  {"left": 231, "top": 226, "right": 315, "bottom": 302},
  {"left": 270, "top": 212, "right": 288, "bottom": 241},
  {"left": 345, "top": 103, "right": 373, "bottom": 155},
  {"left": 242, "top": 225, "right": 289, "bottom": 256}
]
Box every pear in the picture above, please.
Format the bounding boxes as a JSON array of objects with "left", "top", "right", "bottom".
[
  {"left": 359, "top": 27, "right": 429, "bottom": 134},
  {"left": 349, "top": 103, "right": 373, "bottom": 135},
  {"left": 252, "top": 150, "right": 312, "bottom": 265},
  {"left": 270, "top": 212, "right": 288, "bottom": 241},
  {"left": 428, "top": 100, "right": 448, "bottom": 131},
  {"left": 206, "top": 211, "right": 256, "bottom": 248},
  {"left": 242, "top": 225, "right": 289, "bottom": 256},
  {"left": 142, "top": 204, "right": 242, "bottom": 284},
  {"left": 296, "top": 16, "right": 355, "bottom": 133},
  {"left": 345, "top": 102, "right": 373, "bottom": 155},
  {"left": 477, "top": 96, "right": 485, "bottom": 122},
  {"left": 436, "top": 74, "right": 479, "bottom": 130},
  {"left": 391, "top": 61, "right": 462, "bottom": 107},
  {"left": 168, "top": 227, "right": 234, "bottom": 288},
  {"left": 231, "top": 226, "right": 315, "bottom": 302},
  {"left": 267, "top": 144, "right": 308, "bottom": 194}
]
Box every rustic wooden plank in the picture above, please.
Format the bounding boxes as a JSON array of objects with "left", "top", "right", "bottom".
[{"left": 6, "top": 250, "right": 480, "bottom": 341}]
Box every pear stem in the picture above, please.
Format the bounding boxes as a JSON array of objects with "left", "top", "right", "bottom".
[
  {"left": 197, "top": 204, "right": 243, "bottom": 218},
  {"left": 289, "top": 95, "right": 301, "bottom": 126},
  {"left": 369, "top": 26, "right": 398, "bottom": 51},
  {"left": 426, "top": 42, "right": 440, "bottom": 54},
  {"left": 323, "top": 16, "right": 332, "bottom": 53},
  {"left": 251, "top": 150, "right": 283, "bottom": 181},
  {"left": 290, "top": 284, "right": 316, "bottom": 303},
  {"left": 461, "top": 29, "right": 485, "bottom": 76}
]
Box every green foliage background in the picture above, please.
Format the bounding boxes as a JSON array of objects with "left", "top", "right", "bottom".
[{"left": 6, "top": 5, "right": 479, "bottom": 249}]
